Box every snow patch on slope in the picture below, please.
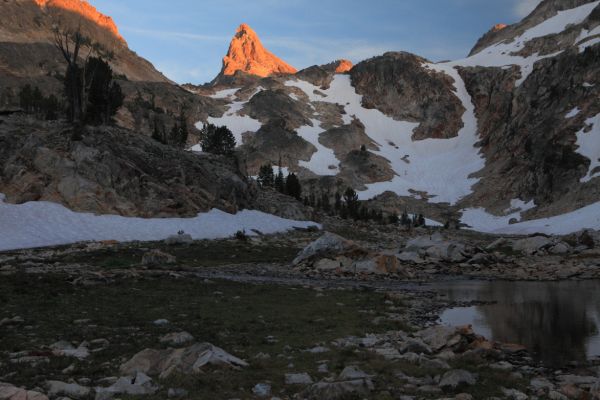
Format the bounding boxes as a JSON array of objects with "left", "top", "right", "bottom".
[
  {"left": 296, "top": 119, "right": 340, "bottom": 176},
  {"left": 462, "top": 201, "right": 600, "bottom": 235},
  {"left": 286, "top": 69, "right": 484, "bottom": 205},
  {"left": 576, "top": 113, "right": 600, "bottom": 182},
  {"left": 0, "top": 195, "right": 319, "bottom": 252},
  {"left": 193, "top": 87, "right": 263, "bottom": 150},
  {"left": 455, "top": 1, "right": 600, "bottom": 85}
]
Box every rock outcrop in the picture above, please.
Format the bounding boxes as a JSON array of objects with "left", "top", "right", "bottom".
[
  {"left": 350, "top": 52, "right": 466, "bottom": 140},
  {"left": 218, "top": 24, "right": 297, "bottom": 79},
  {"left": 33, "top": 0, "right": 124, "bottom": 42},
  {"left": 0, "top": 115, "right": 252, "bottom": 217}
]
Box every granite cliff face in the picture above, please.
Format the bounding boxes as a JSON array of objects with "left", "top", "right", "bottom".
[{"left": 218, "top": 24, "right": 297, "bottom": 79}]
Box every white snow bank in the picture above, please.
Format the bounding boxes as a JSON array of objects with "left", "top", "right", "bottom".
[
  {"left": 210, "top": 88, "right": 241, "bottom": 100},
  {"left": 566, "top": 107, "right": 581, "bottom": 118},
  {"left": 576, "top": 113, "right": 600, "bottom": 182},
  {"left": 286, "top": 70, "right": 484, "bottom": 205},
  {"left": 195, "top": 87, "right": 264, "bottom": 147},
  {"left": 0, "top": 195, "right": 319, "bottom": 252},
  {"left": 296, "top": 119, "right": 340, "bottom": 176},
  {"left": 461, "top": 201, "right": 600, "bottom": 235},
  {"left": 452, "top": 1, "right": 600, "bottom": 85}
]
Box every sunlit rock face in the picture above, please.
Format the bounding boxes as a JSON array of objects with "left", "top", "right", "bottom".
[
  {"left": 491, "top": 23, "right": 508, "bottom": 32},
  {"left": 33, "top": 0, "right": 125, "bottom": 43},
  {"left": 220, "top": 23, "right": 297, "bottom": 78},
  {"left": 334, "top": 59, "right": 353, "bottom": 73}
]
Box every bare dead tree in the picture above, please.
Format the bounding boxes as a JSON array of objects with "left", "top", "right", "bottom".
[{"left": 52, "top": 22, "right": 99, "bottom": 124}]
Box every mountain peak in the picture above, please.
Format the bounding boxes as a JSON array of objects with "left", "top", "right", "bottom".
[
  {"left": 219, "top": 23, "right": 297, "bottom": 78},
  {"left": 34, "top": 0, "right": 125, "bottom": 43}
]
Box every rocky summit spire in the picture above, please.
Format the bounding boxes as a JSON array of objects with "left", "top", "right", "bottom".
[{"left": 219, "top": 23, "right": 297, "bottom": 78}]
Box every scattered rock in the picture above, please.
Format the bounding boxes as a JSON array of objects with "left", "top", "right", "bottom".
[
  {"left": 285, "top": 373, "right": 314, "bottom": 385},
  {"left": 439, "top": 370, "right": 477, "bottom": 389},
  {"left": 501, "top": 387, "right": 528, "bottom": 400},
  {"left": 0, "top": 383, "right": 48, "bottom": 400},
  {"left": 141, "top": 250, "right": 176, "bottom": 266},
  {"left": 159, "top": 332, "right": 194, "bottom": 346},
  {"left": 511, "top": 236, "right": 554, "bottom": 255},
  {"left": 120, "top": 343, "right": 248, "bottom": 379},
  {"left": 252, "top": 383, "right": 271, "bottom": 398},
  {"left": 95, "top": 372, "right": 158, "bottom": 400},
  {"left": 292, "top": 232, "right": 361, "bottom": 265},
  {"left": 339, "top": 366, "right": 372, "bottom": 381},
  {"left": 46, "top": 381, "right": 90, "bottom": 399},
  {"left": 164, "top": 233, "right": 193, "bottom": 245},
  {"left": 50, "top": 341, "right": 90, "bottom": 359}
]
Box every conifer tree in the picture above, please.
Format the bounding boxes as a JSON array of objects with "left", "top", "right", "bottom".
[
  {"left": 257, "top": 164, "right": 275, "bottom": 187},
  {"left": 285, "top": 173, "right": 302, "bottom": 200}
]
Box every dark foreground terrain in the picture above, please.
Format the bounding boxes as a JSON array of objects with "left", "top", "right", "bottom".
[{"left": 1, "top": 223, "right": 600, "bottom": 400}]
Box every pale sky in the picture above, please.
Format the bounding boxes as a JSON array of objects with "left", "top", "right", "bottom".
[{"left": 93, "top": 0, "right": 543, "bottom": 84}]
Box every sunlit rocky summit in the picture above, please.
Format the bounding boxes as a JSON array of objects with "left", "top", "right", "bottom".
[{"left": 218, "top": 23, "right": 297, "bottom": 79}]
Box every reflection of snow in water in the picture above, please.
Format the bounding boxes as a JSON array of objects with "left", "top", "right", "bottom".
[
  {"left": 431, "top": 280, "right": 600, "bottom": 365},
  {"left": 439, "top": 306, "right": 492, "bottom": 339},
  {"left": 585, "top": 305, "right": 600, "bottom": 360}
]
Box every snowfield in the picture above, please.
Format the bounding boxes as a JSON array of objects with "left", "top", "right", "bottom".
[
  {"left": 576, "top": 113, "right": 600, "bottom": 183},
  {"left": 461, "top": 201, "right": 600, "bottom": 235},
  {"left": 286, "top": 72, "right": 485, "bottom": 205},
  {"left": 0, "top": 194, "right": 319, "bottom": 252},
  {"left": 450, "top": 1, "right": 600, "bottom": 85}
]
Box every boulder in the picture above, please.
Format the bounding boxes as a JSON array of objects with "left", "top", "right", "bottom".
[
  {"left": 285, "top": 373, "right": 314, "bottom": 385},
  {"left": 164, "top": 233, "right": 193, "bottom": 245},
  {"left": 120, "top": 343, "right": 248, "bottom": 379},
  {"left": 549, "top": 242, "right": 571, "bottom": 255},
  {"left": 46, "top": 381, "right": 90, "bottom": 399},
  {"left": 416, "top": 325, "right": 462, "bottom": 352},
  {"left": 95, "top": 372, "right": 157, "bottom": 400},
  {"left": 511, "top": 236, "right": 554, "bottom": 255},
  {"left": 338, "top": 366, "right": 372, "bottom": 381},
  {"left": 293, "top": 233, "right": 362, "bottom": 265},
  {"left": 0, "top": 383, "right": 48, "bottom": 400},
  {"left": 400, "top": 338, "right": 432, "bottom": 355},
  {"left": 252, "top": 383, "right": 271, "bottom": 398},
  {"left": 159, "top": 332, "right": 195, "bottom": 346},
  {"left": 501, "top": 387, "right": 528, "bottom": 400},
  {"left": 141, "top": 250, "right": 176, "bottom": 266},
  {"left": 49, "top": 341, "right": 90, "bottom": 359},
  {"left": 404, "top": 234, "right": 469, "bottom": 262},
  {"left": 439, "top": 370, "right": 477, "bottom": 389}
]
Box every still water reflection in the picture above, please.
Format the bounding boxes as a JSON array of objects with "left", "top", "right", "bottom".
[{"left": 430, "top": 280, "right": 600, "bottom": 367}]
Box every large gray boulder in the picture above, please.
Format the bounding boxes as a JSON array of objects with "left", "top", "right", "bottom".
[
  {"left": 402, "top": 233, "right": 469, "bottom": 262},
  {"left": 120, "top": 343, "right": 248, "bottom": 380},
  {"left": 293, "top": 232, "right": 360, "bottom": 265},
  {"left": 0, "top": 383, "right": 48, "bottom": 400},
  {"left": 511, "top": 236, "right": 554, "bottom": 255},
  {"left": 46, "top": 381, "right": 90, "bottom": 399},
  {"left": 95, "top": 373, "right": 157, "bottom": 400}
]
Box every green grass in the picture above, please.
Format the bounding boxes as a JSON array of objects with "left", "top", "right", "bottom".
[
  {"left": 51, "top": 238, "right": 304, "bottom": 270},
  {"left": 0, "top": 273, "right": 407, "bottom": 399}
]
